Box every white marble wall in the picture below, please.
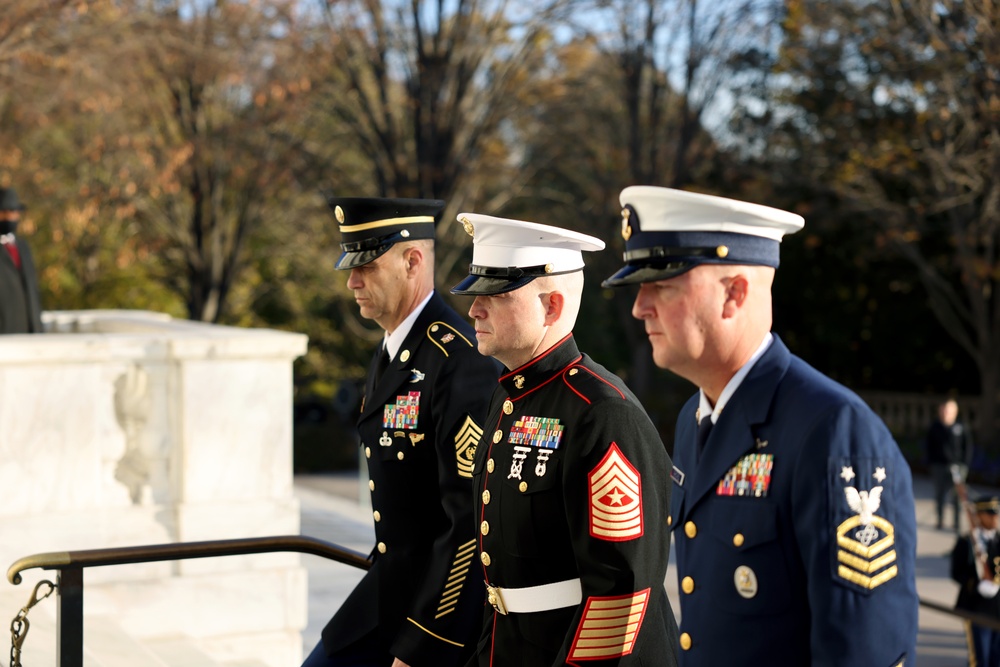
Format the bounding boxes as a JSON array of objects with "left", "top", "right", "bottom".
[{"left": 0, "top": 310, "right": 308, "bottom": 666}]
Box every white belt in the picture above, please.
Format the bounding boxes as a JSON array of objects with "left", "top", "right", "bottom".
[{"left": 485, "top": 578, "right": 582, "bottom": 615}]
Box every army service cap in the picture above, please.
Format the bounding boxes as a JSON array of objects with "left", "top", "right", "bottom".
[
  {"left": 327, "top": 196, "right": 445, "bottom": 270},
  {"left": 602, "top": 186, "right": 804, "bottom": 287},
  {"left": 450, "top": 213, "right": 605, "bottom": 296}
]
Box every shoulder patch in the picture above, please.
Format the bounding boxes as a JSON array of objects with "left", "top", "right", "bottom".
[
  {"left": 588, "top": 442, "right": 643, "bottom": 541},
  {"left": 830, "top": 458, "right": 899, "bottom": 592},
  {"left": 455, "top": 415, "right": 482, "bottom": 478},
  {"left": 426, "top": 321, "right": 474, "bottom": 357}
]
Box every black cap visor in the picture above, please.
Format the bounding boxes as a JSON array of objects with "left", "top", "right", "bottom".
[
  {"left": 450, "top": 274, "right": 536, "bottom": 296},
  {"left": 601, "top": 261, "right": 697, "bottom": 287},
  {"left": 335, "top": 245, "right": 393, "bottom": 270}
]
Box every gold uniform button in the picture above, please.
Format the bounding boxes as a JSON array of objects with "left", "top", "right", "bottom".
[
  {"left": 519, "top": 481, "right": 528, "bottom": 492},
  {"left": 369, "top": 480, "right": 376, "bottom": 491},
  {"left": 400, "top": 350, "right": 410, "bottom": 362},
  {"left": 481, "top": 552, "right": 491, "bottom": 566},
  {"left": 487, "top": 458, "right": 495, "bottom": 473},
  {"left": 482, "top": 490, "right": 491, "bottom": 505},
  {"left": 568, "top": 368, "right": 578, "bottom": 376},
  {"left": 397, "top": 451, "right": 405, "bottom": 460},
  {"left": 493, "top": 430, "right": 503, "bottom": 443},
  {"left": 503, "top": 399, "right": 514, "bottom": 415},
  {"left": 681, "top": 576, "right": 695, "bottom": 594},
  {"left": 684, "top": 521, "right": 697, "bottom": 538},
  {"left": 481, "top": 521, "right": 489, "bottom": 536},
  {"left": 431, "top": 325, "right": 439, "bottom": 332},
  {"left": 733, "top": 533, "right": 745, "bottom": 547},
  {"left": 373, "top": 511, "right": 381, "bottom": 522},
  {"left": 667, "top": 515, "right": 672, "bottom": 526},
  {"left": 377, "top": 542, "right": 387, "bottom": 554},
  {"left": 680, "top": 633, "right": 692, "bottom": 650},
  {"left": 365, "top": 446, "right": 371, "bottom": 459}
]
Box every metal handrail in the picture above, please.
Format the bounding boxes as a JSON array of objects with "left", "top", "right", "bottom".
[
  {"left": 7, "top": 534, "right": 371, "bottom": 584},
  {"left": 9, "top": 540, "right": 1000, "bottom": 662},
  {"left": 7, "top": 535, "right": 371, "bottom": 667},
  {"left": 919, "top": 596, "right": 1000, "bottom": 633}
]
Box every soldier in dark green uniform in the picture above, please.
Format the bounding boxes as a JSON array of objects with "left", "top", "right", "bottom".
[
  {"left": 306, "top": 198, "right": 500, "bottom": 667},
  {"left": 450, "top": 212, "right": 679, "bottom": 666}
]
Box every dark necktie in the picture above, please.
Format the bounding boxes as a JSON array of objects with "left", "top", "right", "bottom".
[
  {"left": 374, "top": 343, "right": 390, "bottom": 386},
  {"left": 696, "top": 416, "right": 714, "bottom": 461},
  {"left": 3, "top": 240, "right": 21, "bottom": 270}
]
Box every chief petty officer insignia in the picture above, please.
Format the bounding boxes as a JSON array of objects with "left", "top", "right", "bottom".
[{"left": 832, "top": 461, "right": 899, "bottom": 591}]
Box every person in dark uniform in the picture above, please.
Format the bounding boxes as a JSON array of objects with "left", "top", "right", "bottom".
[
  {"left": 603, "top": 186, "right": 918, "bottom": 666},
  {"left": 951, "top": 495, "right": 1000, "bottom": 667},
  {"left": 305, "top": 197, "right": 500, "bottom": 667},
  {"left": 450, "top": 212, "right": 679, "bottom": 666},
  {"left": 0, "top": 187, "right": 43, "bottom": 334},
  {"left": 927, "top": 398, "right": 975, "bottom": 532}
]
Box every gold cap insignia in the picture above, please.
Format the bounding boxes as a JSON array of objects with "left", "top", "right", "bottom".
[
  {"left": 335, "top": 206, "right": 345, "bottom": 224},
  {"left": 621, "top": 208, "right": 632, "bottom": 241},
  {"left": 460, "top": 216, "right": 475, "bottom": 237}
]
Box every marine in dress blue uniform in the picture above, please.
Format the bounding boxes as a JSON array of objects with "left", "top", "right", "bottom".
[
  {"left": 451, "top": 213, "right": 679, "bottom": 666},
  {"left": 604, "top": 186, "right": 918, "bottom": 666},
  {"left": 309, "top": 198, "right": 500, "bottom": 667}
]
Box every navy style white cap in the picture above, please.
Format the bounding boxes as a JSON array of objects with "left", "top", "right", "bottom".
[
  {"left": 602, "top": 186, "right": 804, "bottom": 287},
  {"left": 450, "top": 213, "right": 605, "bottom": 296},
  {"left": 326, "top": 196, "right": 444, "bottom": 270}
]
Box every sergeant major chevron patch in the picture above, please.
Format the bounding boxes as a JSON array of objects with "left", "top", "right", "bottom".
[
  {"left": 455, "top": 416, "right": 483, "bottom": 478},
  {"left": 588, "top": 443, "right": 643, "bottom": 541}
]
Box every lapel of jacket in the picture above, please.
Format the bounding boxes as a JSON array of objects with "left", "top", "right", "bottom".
[
  {"left": 359, "top": 292, "right": 444, "bottom": 423},
  {"left": 686, "top": 336, "right": 792, "bottom": 510}
]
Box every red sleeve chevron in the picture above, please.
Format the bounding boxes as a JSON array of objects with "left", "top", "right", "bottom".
[
  {"left": 587, "top": 442, "right": 643, "bottom": 541},
  {"left": 568, "top": 589, "right": 651, "bottom": 660}
]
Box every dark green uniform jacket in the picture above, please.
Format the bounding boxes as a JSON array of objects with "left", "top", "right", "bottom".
[{"left": 321, "top": 292, "right": 500, "bottom": 666}]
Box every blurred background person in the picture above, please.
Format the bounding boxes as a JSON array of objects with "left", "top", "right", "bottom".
[
  {"left": 0, "top": 187, "right": 43, "bottom": 334},
  {"left": 928, "top": 398, "right": 975, "bottom": 532}
]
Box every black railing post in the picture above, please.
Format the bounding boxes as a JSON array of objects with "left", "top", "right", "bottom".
[{"left": 56, "top": 566, "right": 84, "bottom": 667}]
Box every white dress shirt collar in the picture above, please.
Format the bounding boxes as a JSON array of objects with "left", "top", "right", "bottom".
[
  {"left": 698, "top": 332, "right": 774, "bottom": 425},
  {"left": 383, "top": 290, "right": 434, "bottom": 361}
]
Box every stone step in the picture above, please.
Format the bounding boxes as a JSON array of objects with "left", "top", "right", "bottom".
[{"left": 83, "top": 616, "right": 173, "bottom": 667}]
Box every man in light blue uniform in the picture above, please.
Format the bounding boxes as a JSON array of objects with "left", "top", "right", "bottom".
[{"left": 603, "top": 186, "right": 918, "bottom": 666}]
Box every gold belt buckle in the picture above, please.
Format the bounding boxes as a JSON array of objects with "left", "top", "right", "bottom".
[{"left": 485, "top": 583, "right": 508, "bottom": 615}]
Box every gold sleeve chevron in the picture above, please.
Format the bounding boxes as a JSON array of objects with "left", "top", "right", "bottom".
[
  {"left": 569, "top": 588, "right": 650, "bottom": 659},
  {"left": 435, "top": 539, "right": 477, "bottom": 618},
  {"left": 454, "top": 416, "right": 482, "bottom": 478},
  {"left": 835, "top": 515, "right": 899, "bottom": 589}
]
